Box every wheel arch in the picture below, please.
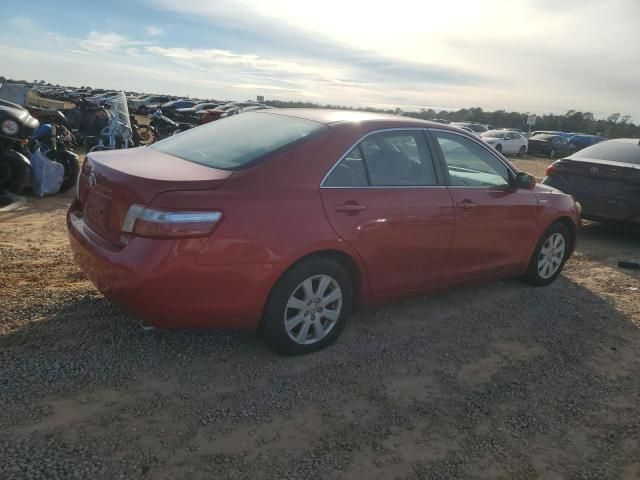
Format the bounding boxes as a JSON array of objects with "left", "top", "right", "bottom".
[
  {"left": 268, "top": 248, "right": 366, "bottom": 315},
  {"left": 553, "top": 215, "right": 578, "bottom": 253}
]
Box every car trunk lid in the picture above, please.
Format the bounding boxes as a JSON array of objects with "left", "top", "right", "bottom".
[
  {"left": 77, "top": 147, "right": 231, "bottom": 246},
  {"left": 551, "top": 158, "right": 640, "bottom": 197}
]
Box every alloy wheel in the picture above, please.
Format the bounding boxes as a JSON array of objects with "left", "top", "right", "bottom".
[
  {"left": 284, "top": 275, "right": 342, "bottom": 345},
  {"left": 537, "top": 233, "right": 565, "bottom": 279}
]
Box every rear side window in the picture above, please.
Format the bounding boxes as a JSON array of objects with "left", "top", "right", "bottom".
[
  {"left": 151, "top": 113, "right": 324, "bottom": 170},
  {"left": 576, "top": 141, "right": 640, "bottom": 165},
  {"left": 323, "top": 147, "right": 368, "bottom": 187},
  {"left": 323, "top": 130, "right": 438, "bottom": 187}
]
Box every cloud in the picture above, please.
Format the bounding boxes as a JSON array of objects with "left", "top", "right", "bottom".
[
  {"left": 9, "top": 16, "right": 36, "bottom": 30},
  {"left": 2, "top": 0, "right": 639, "bottom": 119},
  {"left": 145, "top": 25, "right": 164, "bottom": 36},
  {"left": 143, "top": 0, "right": 640, "bottom": 118}
]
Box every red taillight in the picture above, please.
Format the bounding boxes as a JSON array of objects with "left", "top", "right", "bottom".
[
  {"left": 545, "top": 164, "right": 558, "bottom": 176},
  {"left": 121, "top": 204, "right": 222, "bottom": 239}
]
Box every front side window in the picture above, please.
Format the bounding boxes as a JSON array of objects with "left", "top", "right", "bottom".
[
  {"left": 433, "top": 131, "right": 511, "bottom": 187},
  {"left": 323, "top": 130, "right": 438, "bottom": 187},
  {"left": 152, "top": 112, "right": 325, "bottom": 170}
]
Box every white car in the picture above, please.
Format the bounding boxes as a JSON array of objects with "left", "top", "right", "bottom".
[{"left": 481, "top": 130, "right": 528, "bottom": 156}]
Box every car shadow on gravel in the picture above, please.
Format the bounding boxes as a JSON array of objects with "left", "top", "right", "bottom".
[{"left": 1, "top": 275, "right": 640, "bottom": 479}]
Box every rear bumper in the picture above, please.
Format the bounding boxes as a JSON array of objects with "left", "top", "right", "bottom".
[
  {"left": 67, "top": 209, "right": 281, "bottom": 330},
  {"left": 543, "top": 178, "right": 640, "bottom": 223},
  {"left": 527, "top": 145, "right": 551, "bottom": 156}
]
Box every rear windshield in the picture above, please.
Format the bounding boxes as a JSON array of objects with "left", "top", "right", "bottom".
[
  {"left": 530, "top": 134, "right": 555, "bottom": 140},
  {"left": 151, "top": 112, "right": 325, "bottom": 170},
  {"left": 575, "top": 141, "right": 640, "bottom": 165}
]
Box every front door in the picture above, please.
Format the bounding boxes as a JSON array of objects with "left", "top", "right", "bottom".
[
  {"left": 430, "top": 130, "right": 540, "bottom": 283},
  {"left": 320, "top": 129, "right": 455, "bottom": 295}
]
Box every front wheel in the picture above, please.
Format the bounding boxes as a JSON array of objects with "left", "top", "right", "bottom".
[
  {"left": 549, "top": 148, "right": 556, "bottom": 158},
  {"left": 522, "top": 222, "right": 571, "bottom": 286},
  {"left": 260, "top": 257, "right": 353, "bottom": 355},
  {"left": 495, "top": 144, "right": 503, "bottom": 153}
]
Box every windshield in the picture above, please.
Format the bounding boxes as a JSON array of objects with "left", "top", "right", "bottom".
[
  {"left": 103, "top": 91, "right": 132, "bottom": 141},
  {"left": 151, "top": 112, "right": 325, "bottom": 170},
  {"left": 483, "top": 130, "right": 505, "bottom": 138},
  {"left": 575, "top": 141, "right": 640, "bottom": 165}
]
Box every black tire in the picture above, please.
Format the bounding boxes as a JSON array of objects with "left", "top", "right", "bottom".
[
  {"left": 521, "top": 222, "right": 571, "bottom": 286},
  {"left": 50, "top": 150, "right": 80, "bottom": 193},
  {"left": 0, "top": 151, "right": 29, "bottom": 194},
  {"left": 549, "top": 148, "right": 556, "bottom": 158},
  {"left": 136, "top": 125, "right": 156, "bottom": 145},
  {"left": 495, "top": 144, "right": 503, "bottom": 153},
  {"left": 518, "top": 145, "right": 526, "bottom": 157},
  {"left": 260, "top": 257, "right": 353, "bottom": 355}
]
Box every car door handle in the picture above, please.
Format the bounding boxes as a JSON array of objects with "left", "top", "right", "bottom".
[
  {"left": 456, "top": 199, "right": 477, "bottom": 211},
  {"left": 335, "top": 202, "right": 367, "bottom": 213}
]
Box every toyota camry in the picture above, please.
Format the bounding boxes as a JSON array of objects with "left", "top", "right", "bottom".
[{"left": 68, "top": 109, "right": 581, "bottom": 354}]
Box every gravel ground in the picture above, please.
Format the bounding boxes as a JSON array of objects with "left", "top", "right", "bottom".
[{"left": 1, "top": 156, "right": 639, "bottom": 479}]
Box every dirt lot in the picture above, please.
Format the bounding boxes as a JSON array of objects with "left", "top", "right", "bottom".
[{"left": 1, "top": 155, "right": 639, "bottom": 479}]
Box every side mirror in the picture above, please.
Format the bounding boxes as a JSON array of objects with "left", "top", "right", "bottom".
[{"left": 513, "top": 171, "right": 536, "bottom": 189}]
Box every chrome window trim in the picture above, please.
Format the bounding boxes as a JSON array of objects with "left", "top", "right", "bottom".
[
  {"left": 429, "top": 128, "right": 518, "bottom": 179},
  {"left": 319, "top": 127, "right": 438, "bottom": 189}
]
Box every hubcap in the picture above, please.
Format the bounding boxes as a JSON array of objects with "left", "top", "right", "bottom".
[
  {"left": 284, "top": 275, "right": 342, "bottom": 345},
  {"left": 537, "top": 233, "right": 566, "bottom": 279}
]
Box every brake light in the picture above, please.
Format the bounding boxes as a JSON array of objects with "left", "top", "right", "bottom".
[
  {"left": 122, "top": 204, "right": 222, "bottom": 239},
  {"left": 545, "top": 164, "right": 559, "bottom": 176}
]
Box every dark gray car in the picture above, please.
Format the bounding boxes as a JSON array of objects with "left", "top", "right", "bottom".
[{"left": 543, "top": 138, "right": 640, "bottom": 224}]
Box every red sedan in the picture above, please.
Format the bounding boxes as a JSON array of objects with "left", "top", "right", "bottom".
[{"left": 68, "top": 110, "right": 580, "bottom": 354}]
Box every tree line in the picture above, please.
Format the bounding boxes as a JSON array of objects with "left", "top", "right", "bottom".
[{"left": 266, "top": 100, "right": 639, "bottom": 139}]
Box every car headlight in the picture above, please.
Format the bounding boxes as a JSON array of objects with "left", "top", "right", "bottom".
[{"left": 1, "top": 120, "right": 19, "bottom": 136}]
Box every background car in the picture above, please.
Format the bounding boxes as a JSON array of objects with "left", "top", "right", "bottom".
[
  {"left": 527, "top": 134, "right": 576, "bottom": 158},
  {"left": 543, "top": 138, "right": 640, "bottom": 225},
  {"left": 569, "top": 134, "right": 606, "bottom": 151},
  {"left": 530, "top": 130, "right": 573, "bottom": 139},
  {"left": 173, "top": 102, "right": 222, "bottom": 121},
  {"left": 450, "top": 122, "right": 488, "bottom": 135},
  {"left": 155, "top": 99, "right": 197, "bottom": 118},
  {"left": 481, "top": 129, "right": 528, "bottom": 155},
  {"left": 68, "top": 109, "right": 579, "bottom": 355},
  {"left": 129, "top": 95, "right": 173, "bottom": 113},
  {"left": 198, "top": 102, "right": 262, "bottom": 124}
]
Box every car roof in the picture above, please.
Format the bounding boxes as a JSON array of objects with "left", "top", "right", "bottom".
[
  {"left": 602, "top": 138, "right": 640, "bottom": 144},
  {"left": 256, "top": 108, "right": 440, "bottom": 128}
]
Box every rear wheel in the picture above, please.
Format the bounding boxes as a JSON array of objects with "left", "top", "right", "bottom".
[
  {"left": 260, "top": 257, "right": 353, "bottom": 355},
  {"left": 518, "top": 145, "right": 526, "bottom": 156},
  {"left": 522, "top": 222, "right": 571, "bottom": 286},
  {"left": 0, "top": 152, "right": 29, "bottom": 194}
]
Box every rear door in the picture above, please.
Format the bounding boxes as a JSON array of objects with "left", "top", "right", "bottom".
[
  {"left": 430, "top": 129, "right": 540, "bottom": 282},
  {"left": 319, "top": 129, "right": 455, "bottom": 295}
]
